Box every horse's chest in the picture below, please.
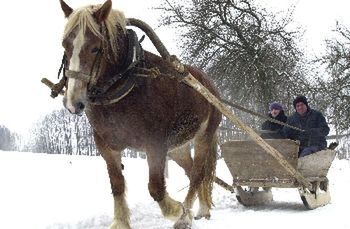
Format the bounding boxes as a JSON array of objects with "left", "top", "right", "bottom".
[
  {"left": 86, "top": 104, "right": 203, "bottom": 150},
  {"left": 85, "top": 106, "right": 167, "bottom": 146}
]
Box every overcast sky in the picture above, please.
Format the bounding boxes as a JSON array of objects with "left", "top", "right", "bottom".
[{"left": 1, "top": 0, "right": 349, "bottom": 134}]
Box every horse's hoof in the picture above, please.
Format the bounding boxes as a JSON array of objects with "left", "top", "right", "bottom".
[
  {"left": 108, "top": 220, "right": 131, "bottom": 229},
  {"left": 194, "top": 213, "right": 210, "bottom": 220},
  {"left": 173, "top": 203, "right": 193, "bottom": 228},
  {"left": 173, "top": 220, "right": 192, "bottom": 229}
]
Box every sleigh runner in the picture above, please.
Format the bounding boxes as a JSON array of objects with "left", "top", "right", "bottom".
[{"left": 221, "top": 139, "right": 336, "bottom": 209}]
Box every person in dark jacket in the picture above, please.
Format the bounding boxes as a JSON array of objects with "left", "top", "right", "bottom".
[
  {"left": 261, "top": 102, "right": 287, "bottom": 139},
  {"left": 282, "top": 95, "right": 330, "bottom": 157}
]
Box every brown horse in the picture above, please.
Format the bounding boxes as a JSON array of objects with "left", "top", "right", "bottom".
[{"left": 59, "top": 0, "right": 221, "bottom": 228}]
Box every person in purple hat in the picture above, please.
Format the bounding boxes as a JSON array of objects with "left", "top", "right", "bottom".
[
  {"left": 282, "top": 95, "right": 330, "bottom": 157},
  {"left": 261, "top": 102, "right": 287, "bottom": 139}
]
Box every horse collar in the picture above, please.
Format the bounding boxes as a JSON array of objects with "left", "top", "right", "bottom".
[{"left": 87, "top": 29, "right": 145, "bottom": 105}]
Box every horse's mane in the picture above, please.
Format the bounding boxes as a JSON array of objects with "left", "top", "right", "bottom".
[{"left": 63, "top": 4, "right": 127, "bottom": 61}]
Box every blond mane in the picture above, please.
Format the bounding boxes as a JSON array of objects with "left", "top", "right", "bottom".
[{"left": 63, "top": 4, "right": 127, "bottom": 62}]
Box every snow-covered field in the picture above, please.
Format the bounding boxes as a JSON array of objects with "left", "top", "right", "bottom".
[{"left": 0, "top": 150, "right": 349, "bottom": 229}]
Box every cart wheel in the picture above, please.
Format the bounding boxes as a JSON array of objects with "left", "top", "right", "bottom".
[
  {"left": 299, "top": 180, "right": 331, "bottom": 210},
  {"left": 235, "top": 186, "right": 273, "bottom": 206}
]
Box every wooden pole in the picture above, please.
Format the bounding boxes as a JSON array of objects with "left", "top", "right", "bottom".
[
  {"left": 183, "top": 74, "right": 313, "bottom": 190},
  {"left": 215, "top": 177, "right": 235, "bottom": 193}
]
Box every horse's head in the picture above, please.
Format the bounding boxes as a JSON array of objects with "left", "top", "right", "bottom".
[{"left": 60, "top": 0, "right": 126, "bottom": 114}]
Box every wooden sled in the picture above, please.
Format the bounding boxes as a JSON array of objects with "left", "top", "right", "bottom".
[{"left": 221, "top": 139, "right": 336, "bottom": 209}]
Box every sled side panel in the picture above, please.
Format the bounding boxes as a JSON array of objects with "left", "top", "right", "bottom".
[
  {"left": 221, "top": 139, "right": 299, "bottom": 187},
  {"left": 298, "top": 149, "right": 336, "bottom": 178}
]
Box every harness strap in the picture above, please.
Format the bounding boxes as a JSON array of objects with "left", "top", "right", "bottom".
[
  {"left": 65, "top": 70, "right": 91, "bottom": 83},
  {"left": 88, "top": 45, "right": 104, "bottom": 88},
  {"left": 88, "top": 29, "right": 144, "bottom": 100},
  {"left": 90, "top": 76, "right": 136, "bottom": 105}
]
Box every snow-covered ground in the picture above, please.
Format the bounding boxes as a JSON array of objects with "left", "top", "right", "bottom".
[{"left": 0, "top": 150, "right": 349, "bottom": 229}]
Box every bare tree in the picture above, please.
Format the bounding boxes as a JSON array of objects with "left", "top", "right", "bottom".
[
  {"left": 29, "top": 109, "right": 98, "bottom": 155},
  {"left": 158, "top": 0, "right": 310, "bottom": 119},
  {"left": 316, "top": 22, "right": 350, "bottom": 133},
  {"left": 28, "top": 109, "right": 148, "bottom": 158}
]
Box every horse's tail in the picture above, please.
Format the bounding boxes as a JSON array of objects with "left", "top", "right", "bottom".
[{"left": 201, "top": 131, "right": 218, "bottom": 208}]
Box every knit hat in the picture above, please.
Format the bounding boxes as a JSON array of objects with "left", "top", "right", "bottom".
[
  {"left": 269, "top": 102, "right": 283, "bottom": 111},
  {"left": 293, "top": 95, "right": 308, "bottom": 108}
]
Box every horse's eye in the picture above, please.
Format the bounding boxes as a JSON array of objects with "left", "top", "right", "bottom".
[{"left": 91, "top": 47, "right": 100, "bottom": 53}]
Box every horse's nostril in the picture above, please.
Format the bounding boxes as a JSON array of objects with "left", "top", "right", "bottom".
[{"left": 76, "top": 102, "right": 85, "bottom": 111}]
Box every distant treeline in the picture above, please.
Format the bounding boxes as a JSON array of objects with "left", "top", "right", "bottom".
[
  {"left": 25, "top": 109, "right": 146, "bottom": 159},
  {"left": 1, "top": 108, "right": 349, "bottom": 159},
  {"left": 0, "top": 125, "right": 19, "bottom": 151}
]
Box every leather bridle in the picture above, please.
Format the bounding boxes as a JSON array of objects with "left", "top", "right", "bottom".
[{"left": 60, "top": 23, "right": 144, "bottom": 105}]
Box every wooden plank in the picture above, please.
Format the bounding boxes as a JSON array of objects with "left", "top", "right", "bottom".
[
  {"left": 221, "top": 139, "right": 299, "bottom": 188},
  {"left": 298, "top": 149, "right": 336, "bottom": 178}
]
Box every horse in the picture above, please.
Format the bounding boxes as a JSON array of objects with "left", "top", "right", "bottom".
[{"left": 59, "top": 0, "right": 221, "bottom": 228}]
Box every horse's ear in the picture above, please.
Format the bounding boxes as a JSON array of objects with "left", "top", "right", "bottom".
[
  {"left": 60, "top": 0, "right": 73, "bottom": 18},
  {"left": 94, "top": 0, "right": 112, "bottom": 23}
]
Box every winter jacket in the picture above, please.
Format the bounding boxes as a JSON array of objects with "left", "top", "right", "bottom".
[
  {"left": 261, "top": 111, "right": 287, "bottom": 139},
  {"left": 282, "top": 109, "right": 329, "bottom": 149}
]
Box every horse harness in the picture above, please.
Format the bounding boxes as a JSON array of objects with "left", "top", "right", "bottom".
[{"left": 52, "top": 27, "right": 156, "bottom": 105}]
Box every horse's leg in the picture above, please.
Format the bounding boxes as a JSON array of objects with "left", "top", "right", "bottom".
[
  {"left": 94, "top": 133, "right": 131, "bottom": 229},
  {"left": 195, "top": 133, "right": 218, "bottom": 220},
  {"left": 194, "top": 132, "right": 218, "bottom": 220},
  {"left": 174, "top": 130, "right": 217, "bottom": 227},
  {"left": 168, "top": 143, "right": 212, "bottom": 220},
  {"left": 147, "top": 148, "right": 184, "bottom": 221},
  {"left": 168, "top": 142, "right": 213, "bottom": 220},
  {"left": 168, "top": 143, "right": 193, "bottom": 177}
]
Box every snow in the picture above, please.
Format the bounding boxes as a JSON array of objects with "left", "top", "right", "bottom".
[{"left": 0, "top": 150, "right": 349, "bottom": 229}]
